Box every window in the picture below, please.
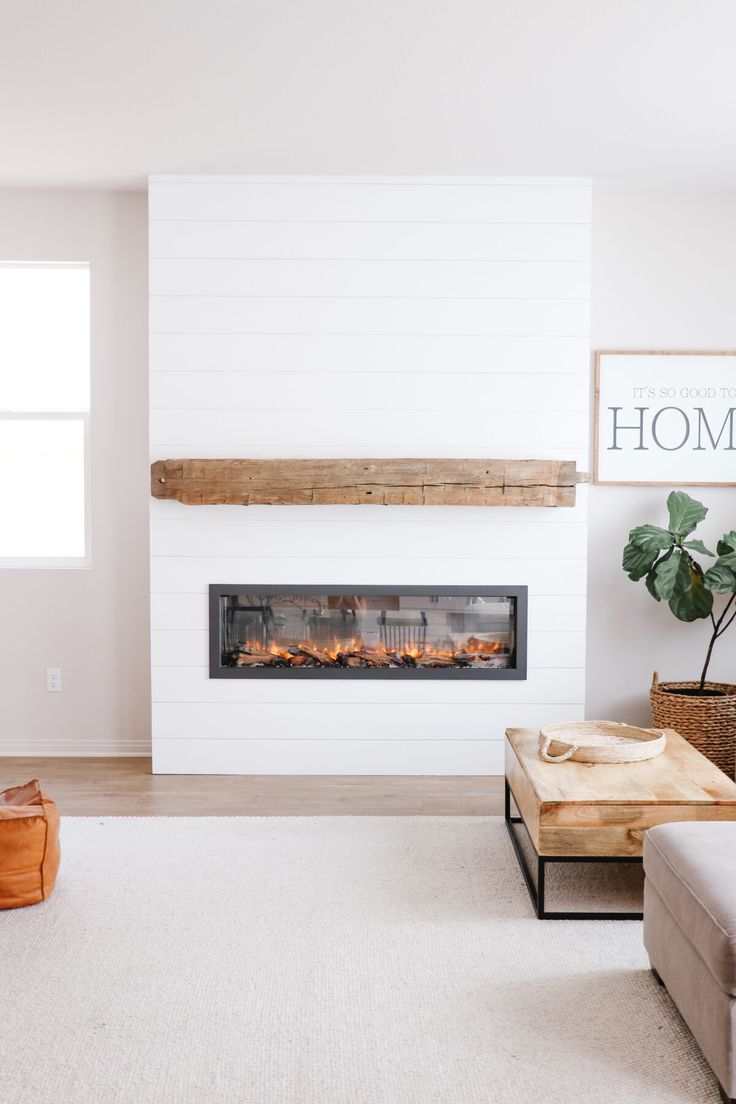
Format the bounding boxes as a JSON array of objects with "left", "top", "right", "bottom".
[{"left": 0, "top": 263, "right": 90, "bottom": 566}]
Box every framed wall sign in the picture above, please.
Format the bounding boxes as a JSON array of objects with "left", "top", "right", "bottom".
[{"left": 594, "top": 351, "right": 736, "bottom": 486}]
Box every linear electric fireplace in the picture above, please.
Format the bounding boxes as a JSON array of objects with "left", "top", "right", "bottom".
[{"left": 210, "top": 585, "right": 527, "bottom": 679}]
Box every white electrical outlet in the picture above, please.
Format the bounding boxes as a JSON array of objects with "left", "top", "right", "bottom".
[{"left": 46, "top": 668, "right": 62, "bottom": 693}]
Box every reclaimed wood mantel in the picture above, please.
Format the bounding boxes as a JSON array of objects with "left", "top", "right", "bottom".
[{"left": 151, "top": 458, "right": 588, "bottom": 507}]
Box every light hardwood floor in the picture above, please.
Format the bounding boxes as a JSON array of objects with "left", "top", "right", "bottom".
[{"left": 0, "top": 758, "right": 503, "bottom": 816}]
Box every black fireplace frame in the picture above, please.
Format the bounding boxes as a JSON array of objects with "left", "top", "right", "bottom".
[{"left": 209, "top": 584, "right": 527, "bottom": 680}]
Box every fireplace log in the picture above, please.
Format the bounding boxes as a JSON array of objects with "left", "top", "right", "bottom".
[
  {"left": 236, "top": 646, "right": 278, "bottom": 659},
  {"left": 377, "top": 650, "right": 406, "bottom": 665},
  {"left": 235, "top": 653, "right": 279, "bottom": 666},
  {"left": 297, "top": 644, "right": 338, "bottom": 666},
  {"left": 360, "top": 651, "right": 392, "bottom": 667},
  {"left": 458, "top": 651, "right": 502, "bottom": 660}
]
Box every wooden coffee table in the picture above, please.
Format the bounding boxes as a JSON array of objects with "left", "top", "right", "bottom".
[{"left": 505, "top": 726, "right": 736, "bottom": 920}]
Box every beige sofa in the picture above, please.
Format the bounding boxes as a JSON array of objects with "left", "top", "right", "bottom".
[{"left": 644, "top": 822, "right": 736, "bottom": 1103}]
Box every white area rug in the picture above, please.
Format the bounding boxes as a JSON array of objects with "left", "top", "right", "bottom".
[{"left": 0, "top": 817, "right": 718, "bottom": 1104}]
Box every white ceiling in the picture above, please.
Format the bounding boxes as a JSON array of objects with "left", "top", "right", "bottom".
[{"left": 2, "top": 0, "right": 735, "bottom": 190}]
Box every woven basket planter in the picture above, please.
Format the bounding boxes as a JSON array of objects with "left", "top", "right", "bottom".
[{"left": 650, "top": 671, "right": 736, "bottom": 776}]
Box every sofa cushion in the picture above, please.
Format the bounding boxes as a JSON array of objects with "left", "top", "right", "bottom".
[
  {"left": 0, "top": 779, "right": 60, "bottom": 909},
  {"left": 644, "top": 822, "right": 736, "bottom": 996}
]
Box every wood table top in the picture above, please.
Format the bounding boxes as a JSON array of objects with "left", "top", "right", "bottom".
[{"left": 506, "top": 727, "right": 736, "bottom": 806}]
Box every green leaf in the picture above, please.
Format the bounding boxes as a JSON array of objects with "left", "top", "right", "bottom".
[
  {"left": 717, "top": 551, "right": 736, "bottom": 572},
  {"left": 645, "top": 550, "right": 672, "bottom": 601},
  {"left": 628, "top": 524, "right": 674, "bottom": 555},
  {"left": 668, "top": 560, "right": 714, "bottom": 621},
  {"left": 717, "top": 531, "right": 736, "bottom": 556},
  {"left": 667, "top": 491, "right": 708, "bottom": 538},
  {"left": 623, "top": 524, "right": 674, "bottom": 582},
  {"left": 682, "top": 539, "right": 716, "bottom": 557},
  {"left": 645, "top": 568, "right": 661, "bottom": 600},
  {"left": 652, "top": 549, "right": 684, "bottom": 600},
  {"left": 622, "top": 541, "right": 660, "bottom": 581},
  {"left": 670, "top": 582, "right": 713, "bottom": 621},
  {"left": 703, "top": 562, "right": 736, "bottom": 594}
]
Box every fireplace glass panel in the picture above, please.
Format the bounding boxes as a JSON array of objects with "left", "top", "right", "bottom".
[{"left": 210, "top": 586, "right": 527, "bottom": 679}]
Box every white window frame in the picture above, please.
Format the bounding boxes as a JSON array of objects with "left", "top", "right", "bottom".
[{"left": 0, "top": 262, "right": 92, "bottom": 570}]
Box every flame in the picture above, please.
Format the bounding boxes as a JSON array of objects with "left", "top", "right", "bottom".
[{"left": 242, "top": 635, "right": 503, "bottom": 662}]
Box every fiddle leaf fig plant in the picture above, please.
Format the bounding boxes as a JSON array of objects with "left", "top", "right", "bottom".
[{"left": 623, "top": 491, "right": 736, "bottom": 690}]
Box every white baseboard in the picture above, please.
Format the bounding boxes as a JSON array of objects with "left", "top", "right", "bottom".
[{"left": 0, "top": 742, "right": 151, "bottom": 757}]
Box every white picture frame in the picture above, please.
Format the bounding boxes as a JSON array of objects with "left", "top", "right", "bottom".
[{"left": 594, "top": 351, "right": 736, "bottom": 486}]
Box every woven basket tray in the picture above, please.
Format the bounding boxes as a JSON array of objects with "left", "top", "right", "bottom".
[{"left": 538, "top": 721, "right": 667, "bottom": 764}]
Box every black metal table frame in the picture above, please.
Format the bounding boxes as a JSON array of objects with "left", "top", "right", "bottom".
[{"left": 504, "top": 779, "right": 643, "bottom": 921}]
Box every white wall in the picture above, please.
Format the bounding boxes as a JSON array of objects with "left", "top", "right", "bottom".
[
  {"left": 0, "top": 190, "right": 150, "bottom": 755},
  {"left": 4, "top": 185, "right": 730, "bottom": 764},
  {"left": 149, "top": 176, "right": 591, "bottom": 774},
  {"left": 588, "top": 190, "right": 736, "bottom": 723}
]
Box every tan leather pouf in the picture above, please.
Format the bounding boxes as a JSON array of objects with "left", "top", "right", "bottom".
[{"left": 0, "top": 779, "right": 60, "bottom": 909}]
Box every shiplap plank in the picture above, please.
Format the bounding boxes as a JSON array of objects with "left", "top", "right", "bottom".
[
  {"left": 152, "top": 702, "right": 582, "bottom": 743},
  {"left": 150, "top": 295, "right": 591, "bottom": 337},
  {"left": 149, "top": 518, "right": 586, "bottom": 560},
  {"left": 149, "top": 409, "right": 588, "bottom": 453},
  {"left": 150, "top": 370, "right": 589, "bottom": 413},
  {"left": 150, "top": 629, "right": 585, "bottom": 669},
  {"left": 151, "top": 664, "right": 584, "bottom": 705},
  {"left": 150, "top": 259, "right": 590, "bottom": 300},
  {"left": 151, "top": 593, "right": 586, "bottom": 633},
  {"left": 150, "top": 220, "right": 592, "bottom": 262},
  {"left": 149, "top": 496, "right": 588, "bottom": 524},
  {"left": 149, "top": 555, "right": 588, "bottom": 596},
  {"left": 149, "top": 181, "right": 592, "bottom": 224},
  {"left": 150, "top": 332, "right": 591, "bottom": 375},
  {"left": 151, "top": 736, "right": 511, "bottom": 774}
]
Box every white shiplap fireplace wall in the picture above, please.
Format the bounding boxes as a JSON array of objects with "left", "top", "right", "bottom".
[{"left": 149, "top": 176, "right": 591, "bottom": 774}]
